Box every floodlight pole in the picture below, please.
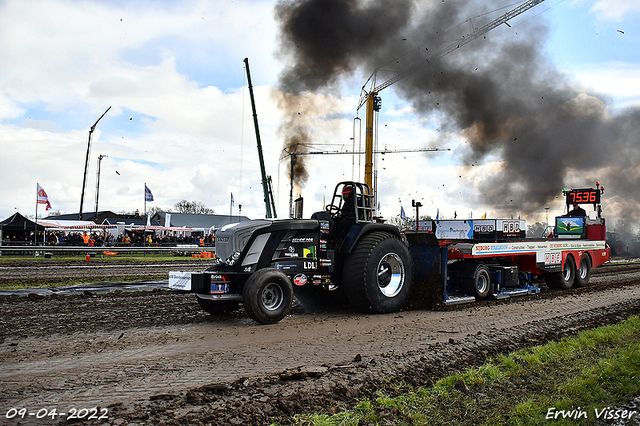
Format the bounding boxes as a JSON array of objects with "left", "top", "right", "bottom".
[{"left": 94, "top": 154, "right": 108, "bottom": 219}]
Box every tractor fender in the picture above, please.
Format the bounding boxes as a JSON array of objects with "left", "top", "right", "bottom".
[{"left": 339, "top": 223, "right": 401, "bottom": 254}]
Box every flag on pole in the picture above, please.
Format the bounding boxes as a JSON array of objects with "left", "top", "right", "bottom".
[
  {"left": 37, "top": 184, "right": 52, "bottom": 210},
  {"left": 400, "top": 206, "right": 406, "bottom": 220},
  {"left": 231, "top": 193, "right": 234, "bottom": 207},
  {"left": 436, "top": 208, "right": 439, "bottom": 221},
  {"left": 145, "top": 185, "right": 154, "bottom": 202},
  {"left": 482, "top": 212, "right": 487, "bottom": 219}
]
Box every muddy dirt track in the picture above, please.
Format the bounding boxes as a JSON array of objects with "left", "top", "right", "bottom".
[
  {"left": 0, "top": 259, "right": 207, "bottom": 287},
  {"left": 1, "top": 262, "right": 640, "bottom": 425}
]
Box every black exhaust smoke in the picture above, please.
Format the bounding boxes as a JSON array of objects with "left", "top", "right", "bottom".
[
  {"left": 274, "top": 0, "right": 415, "bottom": 189},
  {"left": 274, "top": 0, "right": 640, "bottom": 223}
]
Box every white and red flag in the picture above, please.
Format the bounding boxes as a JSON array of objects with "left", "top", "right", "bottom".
[{"left": 37, "top": 183, "right": 52, "bottom": 210}]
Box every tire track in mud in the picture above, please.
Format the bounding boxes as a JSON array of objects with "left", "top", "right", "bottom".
[
  {"left": 2, "top": 284, "right": 640, "bottom": 420},
  {"left": 0, "top": 263, "right": 639, "bottom": 424}
]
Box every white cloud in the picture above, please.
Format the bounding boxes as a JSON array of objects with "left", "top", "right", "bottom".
[
  {"left": 591, "top": 0, "right": 640, "bottom": 22},
  {"left": 0, "top": 92, "right": 24, "bottom": 120},
  {"left": 568, "top": 62, "right": 640, "bottom": 108},
  {"left": 0, "top": 0, "right": 277, "bottom": 114}
]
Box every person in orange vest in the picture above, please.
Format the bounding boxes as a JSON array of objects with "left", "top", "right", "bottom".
[{"left": 82, "top": 232, "right": 90, "bottom": 246}]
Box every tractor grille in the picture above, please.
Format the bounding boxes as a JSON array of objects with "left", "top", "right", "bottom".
[{"left": 215, "top": 220, "right": 272, "bottom": 263}]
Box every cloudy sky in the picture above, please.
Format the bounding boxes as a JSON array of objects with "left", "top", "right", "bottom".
[{"left": 1, "top": 0, "right": 639, "bottom": 230}]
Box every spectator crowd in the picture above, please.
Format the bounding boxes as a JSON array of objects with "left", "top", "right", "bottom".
[{"left": 1, "top": 230, "right": 214, "bottom": 247}]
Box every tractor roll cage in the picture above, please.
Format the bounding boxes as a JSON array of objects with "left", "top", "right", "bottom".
[{"left": 329, "top": 181, "right": 374, "bottom": 223}]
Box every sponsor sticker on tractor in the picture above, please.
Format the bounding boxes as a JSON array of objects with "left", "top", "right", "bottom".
[{"left": 211, "top": 283, "right": 229, "bottom": 294}]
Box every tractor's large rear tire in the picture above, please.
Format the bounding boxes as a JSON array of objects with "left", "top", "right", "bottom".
[
  {"left": 547, "top": 255, "right": 576, "bottom": 290},
  {"left": 242, "top": 269, "right": 294, "bottom": 324},
  {"left": 343, "top": 232, "right": 413, "bottom": 314},
  {"left": 196, "top": 295, "right": 240, "bottom": 315},
  {"left": 574, "top": 253, "right": 592, "bottom": 287}
]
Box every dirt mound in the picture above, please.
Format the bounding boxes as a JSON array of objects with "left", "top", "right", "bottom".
[{"left": 110, "top": 299, "right": 640, "bottom": 425}]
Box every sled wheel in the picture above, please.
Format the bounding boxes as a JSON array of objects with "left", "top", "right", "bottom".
[
  {"left": 466, "top": 264, "right": 491, "bottom": 299},
  {"left": 548, "top": 255, "right": 576, "bottom": 290},
  {"left": 242, "top": 269, "right": 293, "bottom": 324},
  {"left": 343, "top": 232, "right": 413, "bottom": 314},
  {"left": 574, "top": 253, "right": 592, "bottom": 287},
  {"left": 196, "top": 295, "right": 239, "bottom": 315}
]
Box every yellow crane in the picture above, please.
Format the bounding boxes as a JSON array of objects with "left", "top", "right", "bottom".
[{"left": 357, "top": 0, "right": 547, "bottom": 194}]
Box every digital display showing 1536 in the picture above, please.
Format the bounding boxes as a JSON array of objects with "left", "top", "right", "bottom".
[{"left": 566, "top": 189, "right": 600, "bottom": 205}]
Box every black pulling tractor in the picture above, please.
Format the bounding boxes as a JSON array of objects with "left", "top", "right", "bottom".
[{"left": 169, "top": 182, "right": 413, "bottom": 324}]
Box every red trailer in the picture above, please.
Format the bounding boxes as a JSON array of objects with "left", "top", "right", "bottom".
[{"left": 406, "top": 184, "right": 610, "bottom": 305}]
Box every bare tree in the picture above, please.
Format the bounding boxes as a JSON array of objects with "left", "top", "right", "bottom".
[
  {"left": 174, "top": 200, "right": 215, "bottom": 214},
  {"left": 615, "top": 219, "right": 634, "bottom": 242},
  {"left": 147, "top": 206, "right": 166, "bottom": 216},
  {"left": 527, "top": 222, "right": 547, "bottom": 238},
  {"left": 388, "top": 214, "right": 432, "bottom": 232}
]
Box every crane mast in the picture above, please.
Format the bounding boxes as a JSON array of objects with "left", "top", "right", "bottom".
[
  {"left": 244, "top": 57, "right": 277, "bottom": 219},
  {"left": 357, "top": 0, "right": 546, "bottom": 192},
  {"left": 79, "top": 106, "right": 110, "bottom": 220}
]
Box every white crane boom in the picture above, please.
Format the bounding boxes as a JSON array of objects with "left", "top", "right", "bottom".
[{"left": 358, "top": 0, "right": 546, "bottom": 110}]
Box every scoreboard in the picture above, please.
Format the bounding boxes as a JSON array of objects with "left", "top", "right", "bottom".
[{"left": 565, "top": 188, "right": 601, "bottom": 205}]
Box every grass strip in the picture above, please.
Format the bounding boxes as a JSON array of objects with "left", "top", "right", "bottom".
[
  {"left": 0, "top": 253, "right": 210, "bottom": 289},
  {"left": 292, "top": 315, "right": 640, "bottom": 426}
]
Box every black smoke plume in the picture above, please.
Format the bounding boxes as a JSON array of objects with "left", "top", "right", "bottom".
[
  {"left": 274, "top": 0, "right": 414, "bottom": 189},
  {"left": 275, "top": 0, "right": 640, "bottom": 225},
  {"left": 273, "top": 92, "right": 311, "bottom": 188}
]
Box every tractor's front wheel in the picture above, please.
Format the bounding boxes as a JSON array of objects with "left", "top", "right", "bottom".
[
  {"left": 343, "top": 232, "right": 413, "bottom": 314},
  {"left": 242, "top": 269, "right": 294, "bottom": 324}
]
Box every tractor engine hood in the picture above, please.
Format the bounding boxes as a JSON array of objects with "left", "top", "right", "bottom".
[{"left": 215, "top": 220, "right": 272, "bottom": 264}]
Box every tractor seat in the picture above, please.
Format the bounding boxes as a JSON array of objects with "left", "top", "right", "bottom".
[{"left": 311, "top": 210, "right": 333, "bottom": 222}]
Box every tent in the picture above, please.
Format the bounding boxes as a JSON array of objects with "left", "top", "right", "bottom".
[
  {"left": 38, "top": 219, "right": 114, "bottom": 230},
  {"left": 0, "top": 212, "right": 44, "bottom": 244},
  {"left": 0, "top": 212, "right": 45, "bottom": 231}
]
